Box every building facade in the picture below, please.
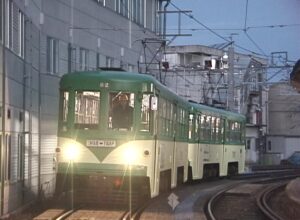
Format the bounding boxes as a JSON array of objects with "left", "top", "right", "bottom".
[{"left": 0, "top": 0, "right": 165, "bottom": 216}]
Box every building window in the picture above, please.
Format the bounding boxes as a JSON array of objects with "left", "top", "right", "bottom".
[
  {"left": 131, "top": 0, "right": 144, "bottom": 25},
  {"left": 128, "top": 64, "right": 134, "bottom": 72},
  {"left": 19, "top": 10, "right": 25, "bottom": 58},
  {"left": 47, "top": 37, "right": 59, "bottom": 74},
  {"left": 246, "top": 139, "right": 251, "bottom": 150},
  {"left": 96, "top": 53, "right": 101, "bottom": 69},
  {"left": 68, "top": 43, "right": 76, "bottom": 72},
  {"left": 95, "top": 0, "right": 105, "bottom": 6},
  {"left": 268, "top": 140, "right": 271, "bottom": 151},
  {"left": 156, "top": 0, "right": 162, "bottom": 35},
  {"left": 106, "top": 56, "right": 114, "bottom": 68},
  {"left": 17, "top": 134, "right": 24, "bottom": 180},
  {"left": 79, "top": 48, "right": 89, "bottom": 71},
  {"left": 116, "top": 0, "right": 129, "bottom": 18},
  {"left": 5, "top": 134, "right": 11, "bottom": 181},
  {"left": 5, "top": 0, "right": 13, "bottom": 48}
]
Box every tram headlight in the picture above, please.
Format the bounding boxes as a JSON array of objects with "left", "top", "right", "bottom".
[
  {"left": 63, "top": 142, "right": 80, "bottom": 161},
  {"left": 123, "top": 147, "right": 138, "bottom": 165}
]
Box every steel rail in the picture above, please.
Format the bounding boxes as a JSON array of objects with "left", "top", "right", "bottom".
[
  {"left": 256, "top": 183, "right": 286, "bottom": 220},
  {"left": 206, "top": 173, "right": 300, "bottom": 220}
]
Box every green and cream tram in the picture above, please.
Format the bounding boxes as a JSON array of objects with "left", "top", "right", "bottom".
[{"left": 55, "top": 69, "right": 245, "bottom": 205}]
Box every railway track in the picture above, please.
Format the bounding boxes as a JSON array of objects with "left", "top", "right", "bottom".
[
  {"left": 29, "top": 169, "right": 300, "bottom": 220},
  {"left": 256, "top": 182, "right": 286, "bottom": 220},
  {"left": 206, "top": 173, "right": 300, "bottom": 220},
  {"left": 33, "top": 199, "right": 152, "bottom": 220},
  {"left": 34, "top": 208, "right": 127, "bottom": 220}
]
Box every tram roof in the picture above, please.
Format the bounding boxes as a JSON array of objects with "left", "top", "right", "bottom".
[
  {"left": 61, "top": 70, "right": 156, "bottom": 84},
  {"left": 189, "top": 102, "right": 245, "bottom": 121},
  {"left": 61, "top": 70, "right": 245, "bottom": 121},
  {"left": 60, "top": 70, "right": 190, "bottom": 106}
]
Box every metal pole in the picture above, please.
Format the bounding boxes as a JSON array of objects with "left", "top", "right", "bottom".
[
  {"left": 38, "top": 28, "right": 42, "bottom": 199},
  {"left": 1, "top": 0, "right": 7, "bottom": 215},
  {"left": 163, "top": 0, "right": 170, "bottom": 39},
  {"left": 227, "top": 44, "right": 235, "bottom": 111}
]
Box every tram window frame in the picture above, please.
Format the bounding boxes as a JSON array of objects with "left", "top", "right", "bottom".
[{"left": 74, "top": 91, "right": 100, "bottom": 129}]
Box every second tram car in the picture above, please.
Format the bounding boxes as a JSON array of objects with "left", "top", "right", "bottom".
[{"left": 55, "top": 69, "right": 245, "bottom": 205}]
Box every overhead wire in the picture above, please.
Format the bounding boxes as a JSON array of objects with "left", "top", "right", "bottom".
[
  {"left": 169, "top": 1, "right": 268, "bottom": 58},
  {"left": 242, "top": 0, "right": 267, "bottom": 57}
]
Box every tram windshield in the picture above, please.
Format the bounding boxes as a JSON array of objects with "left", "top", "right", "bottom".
[
  {"left": 109, "top": 92, "right": 135, "bottom": 131},
  {"left": 74, "top": 91, "right": 100, "bottom": 129}
]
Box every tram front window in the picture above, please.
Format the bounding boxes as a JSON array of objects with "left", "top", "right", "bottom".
[
  {"left": 109, "top": 92, "right": 135, "bottom": 130},
  {"left": 74, "top": 91, "right": 100, "bottom": 129}
]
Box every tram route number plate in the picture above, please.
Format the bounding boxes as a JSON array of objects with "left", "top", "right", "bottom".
[{"left": 86, "top": 139, "right": 116, "bottom": 147}]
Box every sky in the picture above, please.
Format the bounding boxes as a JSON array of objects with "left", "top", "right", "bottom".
[{"left": 167, "top": 0, "right": 300, "bottom": 65}]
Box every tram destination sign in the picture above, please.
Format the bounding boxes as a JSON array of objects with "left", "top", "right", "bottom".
[{"left": 86, "top": 139, "right": 116, "bottom": 147}]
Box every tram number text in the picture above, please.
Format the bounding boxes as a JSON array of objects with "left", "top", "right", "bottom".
[{"left": 86, "top": 140, "right": 116, "bottom": 147}]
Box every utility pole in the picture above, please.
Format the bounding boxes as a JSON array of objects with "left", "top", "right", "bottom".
[{"left": 227, "top": 41, "right": 235, "bottom": 111}]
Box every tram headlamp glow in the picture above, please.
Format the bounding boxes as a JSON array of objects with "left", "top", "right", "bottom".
[
  {"left": 123, "top": 147, "right": 138, "bottom": 165},
  {"left": 64, "top": 142, "right": 80, "bottom": 161}
]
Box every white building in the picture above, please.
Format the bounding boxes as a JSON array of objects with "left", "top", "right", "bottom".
[{"left": 265, "top": 82, "right": 300, "bottom": 164}]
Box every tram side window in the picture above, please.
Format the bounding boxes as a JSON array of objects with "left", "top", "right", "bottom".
[
  {"left": 205, "top": 115, "right": 212, "bottom": 142},
  {"left": 195, "top": 114, "right": 200, "bottom": 141},
  {"left": 177, "top": 107, "right": 186, "bottom": 139},
  {"left": 211, "top": 116, "right": 216, "bottom": 143},
  {"left": 199, "top": 115, "right": 205, "bottom": 141},
  {"left": 158, "top": 98, "right": 171, "bottom": 137},
  {"left": 74, "top": 91, "right": 100, "bottom": 129},
  {"left": 140, "top": 94, "right": 151, "bottom": 132},
  {"left": 62, "top": 91, "right": 69, "bottom": 122},
  {"left": 166, "top": 101, "right": 171, "bottom": 136},
  {"left": 236, "top": 122, "right": 241, "bottom": 143},
  {"left": 218, "top": 118, "right": 224, "bottom": 143},
  {"left": 215, "top": 117, "right": 220, "bottom": 143},
  {"left": 189, "top": 114, "right": 194, "bottom": 140},
  {"left": 230, "top": 122, "right": 239, "bottom": 143},
  {"left": 225, "top": 120, "right": 230, "bottom": 142},
  {"left": 109, "top": 92, "right": 134, "bottom": 130},
  {"left": 227, "top": 121, "right": 241, "bottom": 143}
]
